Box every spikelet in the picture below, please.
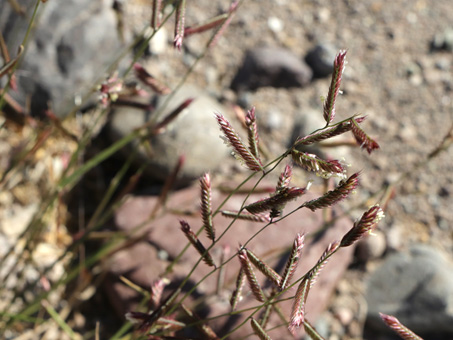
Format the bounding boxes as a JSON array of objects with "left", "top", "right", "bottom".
[
  {"left": 245, "top": 248, "right": 282, "bottom": 287},
  {"left": 180, "top": 220, "right": 215, "bottom": 267},
  {"left": 280, "top": 233, "right": 305, "bottom": 290},
  {"left": 245, "top": 187, "right": 306, "bottom": 215},
  {"left": 238, "top": 249, "right": 266, "bottom": 302},
  {"left": 379, "top": 313, "right": 424, "bottom": 340},
  {"left": 323, "top": 50, "right": 347, "bottom": 124},
  {"left": 230, "top": 268, "right": 246, "bottom": 310},
  {"left": 289, "top": 277, "right": 310, "bottom": 334},
  {"left": 301, "top": 172, "right": 360, "bottom": 212},
  {"left": 173, "top": 0, "right": 186, "bottom": 50},
  {"left": 200, "top": 173, "right": 215, "bottom": 241},
  {"left": 350, "top": 118, "right": 380, "bottom": 154},
  {"left": 340, "top": 205, "right": 385, "bottom": 247},
  {"left": 307, "top": 241, "right": 340, "bottom": 289},
  {"left": 133, "top": 63, "right": 171, "bottom": 95},
  {"left": 294, "top": 117, "right": 366, "bottom": 146},
  {"left": 245, "top": 107, "right": 260, "bottom": 159},
  {"left": 221, "top": 210, "right": 271, "bottom": 223},
  {"left": 215, "top": 113, "right": 264, "bottom": 172},
  {"left": 208, "top": 1, "right": 239, "bottom": 48},
  {"left": 291, "top": 149, "right": 345, "bottom": 178},
  {"left": 270, "top": 165, "right": 293, "bottom": 218}
]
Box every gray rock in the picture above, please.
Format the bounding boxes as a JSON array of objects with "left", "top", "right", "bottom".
[
  {"left": 305, "top": 43, "right": 338, "bottom": 78},
  {"left": 366, "top": 245, "right": 453, "bottom": 337},
  {"left": 0, "top": 0, "right": 127, "bottom": 117},
  {"left": 230, "top": 46, "right": 312, "bottom": 91},
  {"left": 109, "top": 85, "right": 232, "bottom": 184}
]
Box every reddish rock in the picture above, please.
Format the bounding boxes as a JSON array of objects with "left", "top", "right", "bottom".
[{"left": 105, "top": 181, "right": 355, "bottom": 339}]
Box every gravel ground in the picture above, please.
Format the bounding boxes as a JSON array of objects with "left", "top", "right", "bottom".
[{"left": 124, "top": 0, "right": 453, "bottom": 247}]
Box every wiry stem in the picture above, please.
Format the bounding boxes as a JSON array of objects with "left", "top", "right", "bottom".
[
  {"left": 251, "top": 318, "right": 273, "bottom": 340},
  {"left": 304, "top": 319, "right": 326, "bottom": 340}
]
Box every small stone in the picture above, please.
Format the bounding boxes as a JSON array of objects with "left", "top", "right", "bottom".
[
  {"left": 385, "top": 226, "right": 403, "bottom": 251},
  {"left": 305, "top": 43, "right": 338, "bottom": 78},
  {"left": 231, "top": 46, "right": 312, "bottom": 91},
  {"left": 265, "top": 110, "right": 283, "bottom": 131},
  {"left": 147, "top": 26, "right": 168, "bottom": 55},
  {"left": 355, "top": 229, "right": 387, "bottom": 262},
  {"left": 1, "top": 204, "right": 37, "bottom": 239},
  {"left": 334, "top": 306, "right": 354, "bottom": 325},
  {"left": 316, "top": 8, "right": 331, "bottom": 23},
  {"left": 431, "top": 27, "right": 453, "bottom": 52},
  {"left": 267, "top": 16, "right": 284, "bottom": 33}
]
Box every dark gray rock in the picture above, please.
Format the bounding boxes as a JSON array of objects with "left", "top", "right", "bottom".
[
  {"left": 366, "top": 245, "right": 453, "bottom": 338},
  {"left": 108, "top": 85, "right": 232, "bottom": 184},
  {"left": 0, "top": 0, "right": 127, "bottom": 117},
  {"left": 231, "top": 46, "right": 312, "bottom": 91},
  {"left": 305, "top": 43, "right": 337, "bottom": 78}
]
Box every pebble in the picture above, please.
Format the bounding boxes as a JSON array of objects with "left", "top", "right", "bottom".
[
  {"left": 230, "top": 46, "right": 313, "bottom": 91},
  {"left": 267, "top": 16, "right": 284, "bottom": 33},
  {"left": 431, "top": 27, "right": 453, "bottom": 52},
  {"left": 385, "top": 226, "right": 403, "bottom": 251},
  {"left": 355, "top": 229, "right": 387, "bottom": 262},
  {"left": 147, "top": 26, "right": 168, "bottom": 55},
  {"left": 334, "top": 306, "right": 354, "bottom": 325},
  {"left": 305, "top": 43, "right": 338, "bottom": 78}
]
